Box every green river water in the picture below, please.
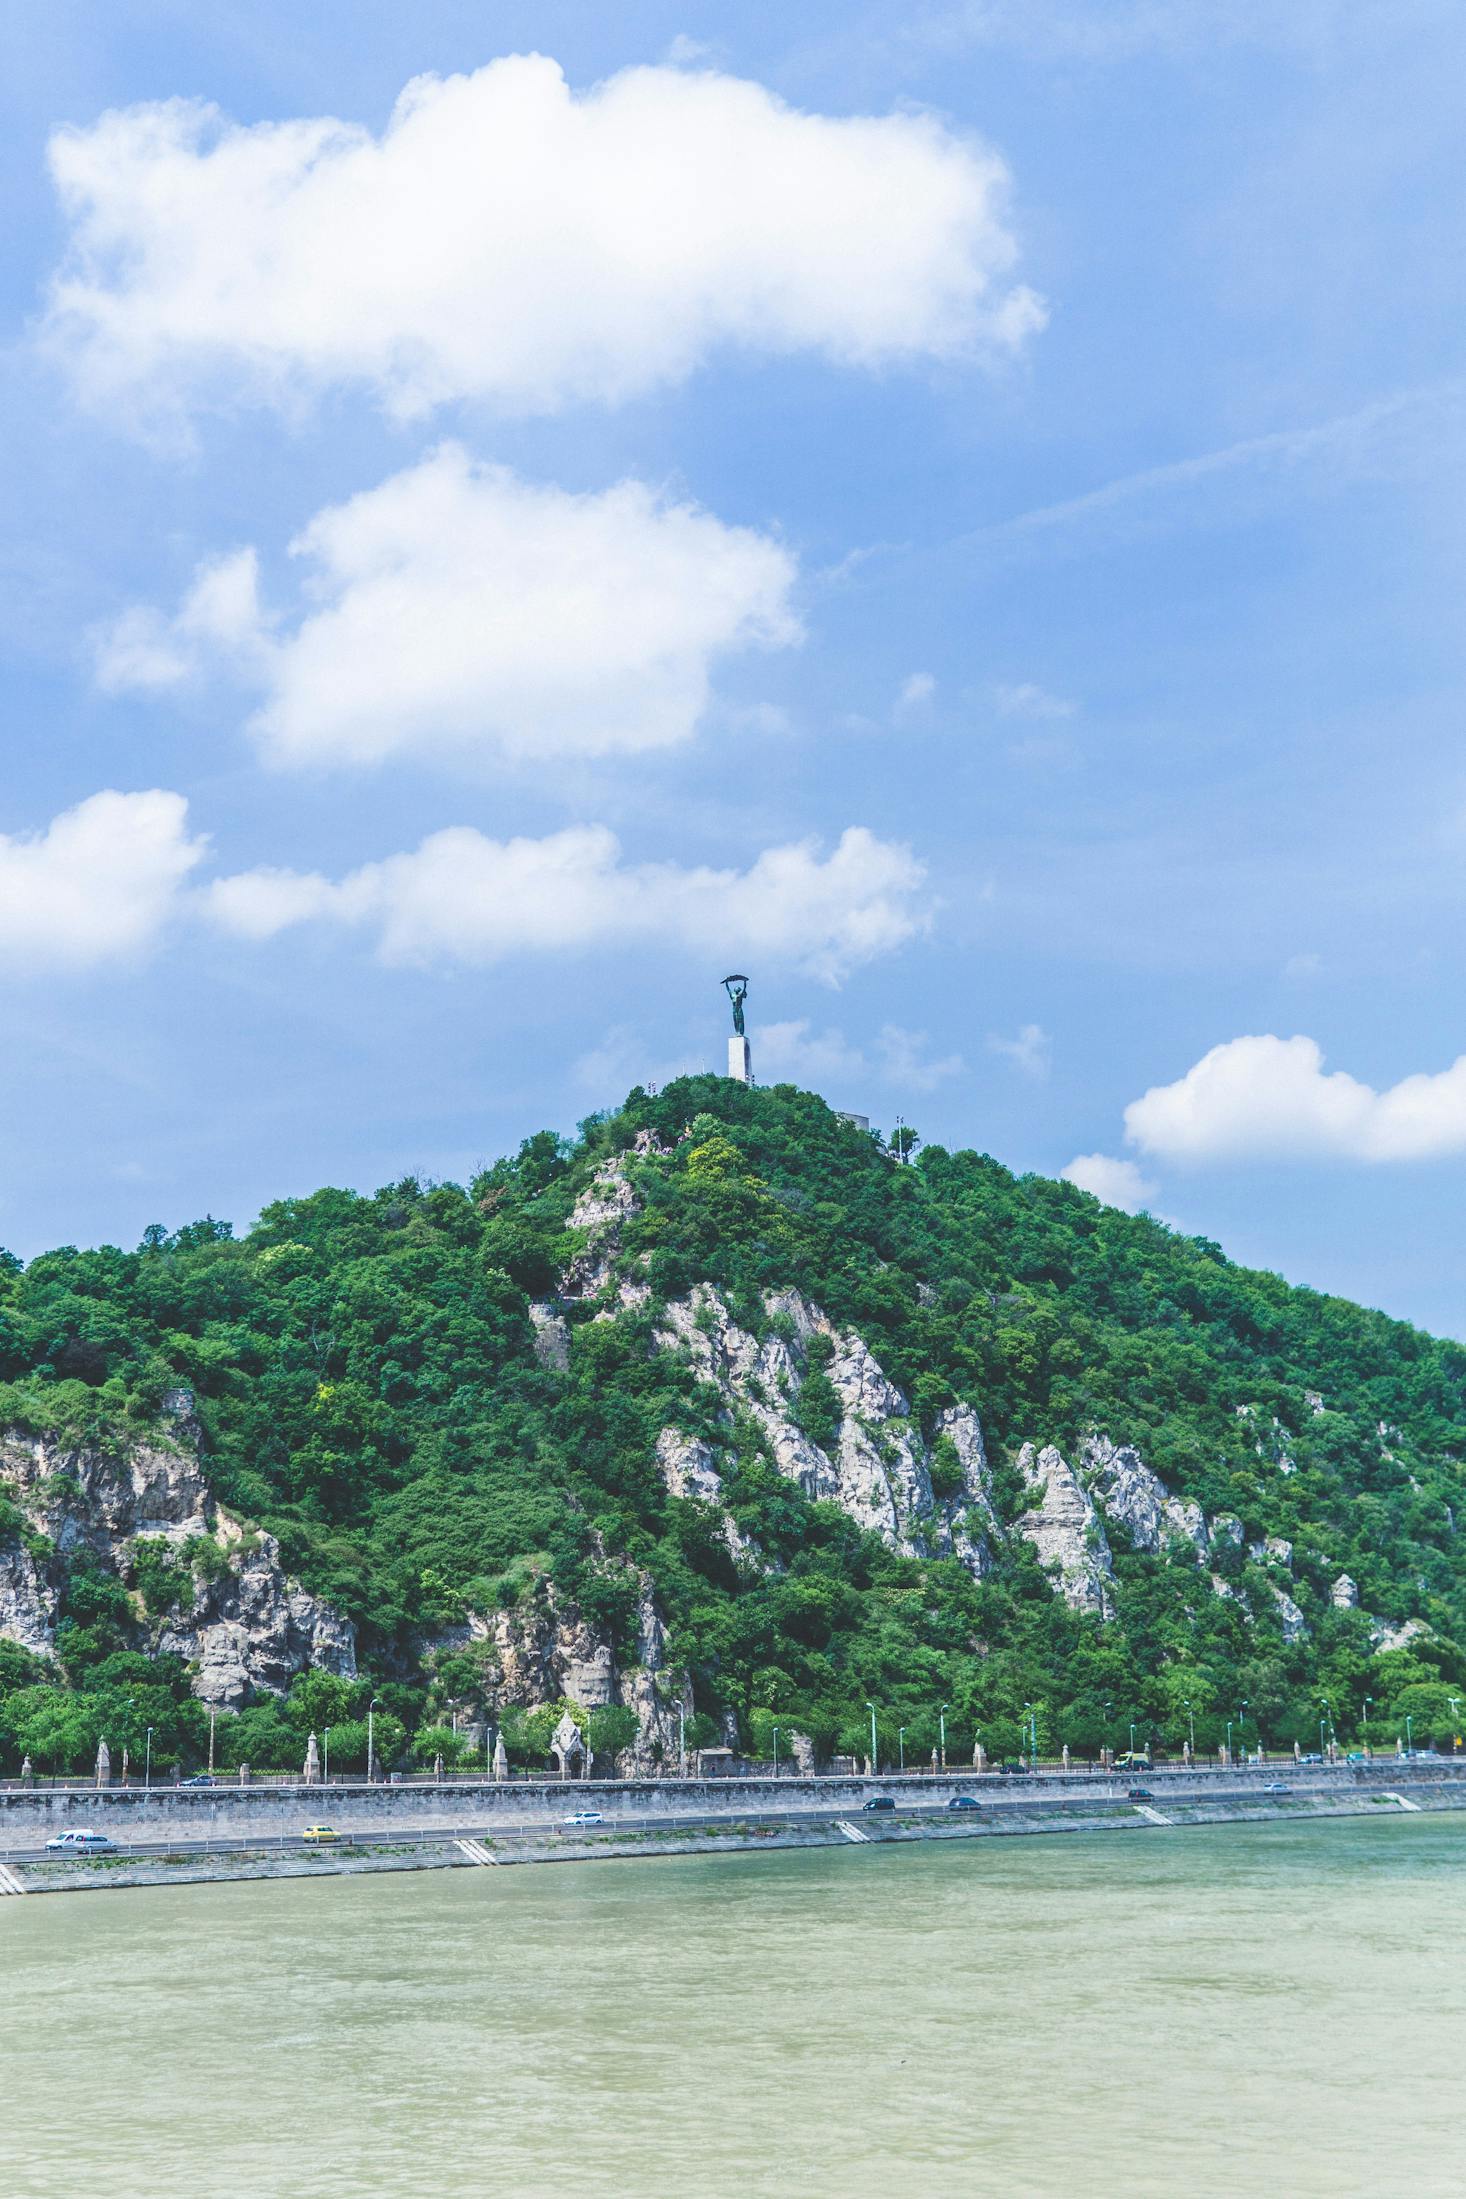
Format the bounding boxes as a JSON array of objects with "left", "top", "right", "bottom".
[{"left": 3, "top": 1817, "right": 1463, "bottom": 2198}]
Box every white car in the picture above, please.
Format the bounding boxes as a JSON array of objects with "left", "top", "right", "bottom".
[
  {"left": 45, "top": 1829, "right": 115, "bottom": 1852},
  {"left": 562, "top": 1810, "right": 604, "bottom": 1827}
]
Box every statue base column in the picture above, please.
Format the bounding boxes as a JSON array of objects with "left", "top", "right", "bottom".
[{"left": 728, "top": 1034, "right": 751, "bottom": 1083}]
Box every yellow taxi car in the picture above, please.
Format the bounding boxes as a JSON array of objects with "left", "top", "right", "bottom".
[{"left": 301, "top": 1824, "right": 341, "bottom": 1844}]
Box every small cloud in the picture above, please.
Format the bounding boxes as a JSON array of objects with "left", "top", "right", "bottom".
[
  {"left": 664, "top": 33, "right": 721, "bottom": 64},
  {"left": 878, "top": 1023, "right": 963, "bottom": 1092},
  {"left": 988, "top": 1022, "right": 1050, "bottom": 1078},
  {"left": 994, "top": 680, "right": 1076, "bottom": 720},
  {"left": 1061, "top": 1152, "right": 1156, "bottom": 1213},
  {"left": 757, "top": 1019, "right": 866, "bottom": 1083},
  {"left": 893, "top": 671, "right": 936, "bottom": 721},
  {"left": 575, "top": 1025, "right": 704, "bottom": 1094},
  {"left": 1283, "top": 952, "right": 1323, "bottom": 979}
]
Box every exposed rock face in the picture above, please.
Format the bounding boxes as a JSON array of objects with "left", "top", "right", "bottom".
[
  {"left": 1252, "top": 1535, "right": 1294, "bottom": 1568},
  {"left": 656, "top": 1284, "right": 996, "bottom": 1576},
  {"left": 157, "top": 1527, "right": 357, "bottom": 1710},
  {"left": 1079, "top": 1436, "right": 1206, "bottom": 1555},
  {"left": 1269, "top": 1583, "right": 1308, "bottom": 1642},
  {"left": 445, "top": 1569, "right": 691, "bottom": 1776},
  {"left": 1015, "top": 1444, "right": 1114, "bottom": 1616},
  {"left": 654, "top": 1428, "right": 751, "bottom": 1561},
  {"left": 1331, "top": 1573, "right": 1360, "bottom": 1610},
  {"left": 485, "top": 1589, "right": 615, "bottom": 1710},
  {"left": 560, "top": 1131, "right": 666, "bottom": 1306},
  {"left": 1210, "top": 1513, "right": 1245, "bottom": 1550},
  {"left": 528, "top": 1303, "right": 570, "bottom": 1373},
  {"left": 612, "top": 1581, "right": 690, "bottom": 1775},
  {"left": 1371, "top": 1616, "right": 1428, "bottom": 1655},
  {"left": 0, "top": 1538, "right": 58, "bottom": 1658},
  {"left": 0, "top": 1429, "right": 356, "bottom": 1708}
]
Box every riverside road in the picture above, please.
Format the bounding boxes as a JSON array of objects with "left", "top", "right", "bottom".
[{"left": 5, "top": 1762, "right": 1463, "bottom": 1868}]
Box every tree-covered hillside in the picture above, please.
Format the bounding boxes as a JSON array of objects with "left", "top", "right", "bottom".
[{"left": 1, "top": 1076, "right": 1463, "bottom": 1774}]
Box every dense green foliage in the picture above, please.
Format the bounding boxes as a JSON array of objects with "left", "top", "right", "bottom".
[{"left": 1, "top": 1078, "right": 1464, "bottom": 1771}]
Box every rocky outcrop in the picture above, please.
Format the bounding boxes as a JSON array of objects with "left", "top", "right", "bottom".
[
  {"left": 1269, "top": 1583, "right": 1308, "bottom": 1642},
  {"left": 440, "top": 1568, "right": 691, "bottom": 1775},
  {"left": 156, "top": 1526, "right": 357, "bottom": 1710},
  {"left": 1210, "top": 1513, "right": 1244, "bottom": 1550},
  {"left": 0, "top": 1537, "right": 58, "bottom": 1659},
  {"left": 560, "top": 1130, "right": 666, "bottom": 1306},
  {"left": 0, "top": 1429, "right": 356, "bottom": 1709},
  {"left": 1331, "top": 1573, "right": 1360, "bottom": 1610},
  {"left": 1371, "top": 1616, "right": 1429, "bottom": 1655},
  {"left": 1015, "top": 1444, "right": 1114, "bottom": 1616},
  {"left": 1079, "top": 1436, "right": 1206, "bottom": 1555},
  {"left": 528, "top": 1303, "right": 570, "bottom": 1372},
  {"left": 656, "top": 1284, "right": 996, "bottom": 1576}
]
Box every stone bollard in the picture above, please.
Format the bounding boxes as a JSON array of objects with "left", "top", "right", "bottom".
[{"left": 239, "top": 1762, "right": 251, "bottom": 1785}]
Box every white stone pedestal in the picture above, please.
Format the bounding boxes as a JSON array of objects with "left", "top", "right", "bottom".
[{"left": 728, "top": 1034, "right": 751, "bottom": 1083}]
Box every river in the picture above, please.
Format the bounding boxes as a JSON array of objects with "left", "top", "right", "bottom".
[{"left": 3, "top": 1817, "right": 1463, "bottom": 2197}]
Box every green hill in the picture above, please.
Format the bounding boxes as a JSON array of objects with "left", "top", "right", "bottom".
[{"left": 1, "top": 1076, "right": 1462, "bottom": 1776}]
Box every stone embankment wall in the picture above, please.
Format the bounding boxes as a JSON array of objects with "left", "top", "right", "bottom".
[{"left": 3, "top": 1762, "right": 1462, "bottom": 1842}]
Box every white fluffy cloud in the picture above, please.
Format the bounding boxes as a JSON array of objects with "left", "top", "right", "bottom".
[
  {"left": 1123, "top": 1033, "right": 1466, "bottom": 1163},
  {"left": 46, "top": 56, "right": 1044, "bottom": 421},
  {"left": 97, "top": 446, "right": 800, "bottom": 767},
  {"left": 0, "top": 790, "right": 205, "bottom": 970},
  {"left": 207, "top": 823, "right": 927, "bottom": 981},
  {"left": 1061, "top": 1153, "right": 1156, "bottom": 1213}
]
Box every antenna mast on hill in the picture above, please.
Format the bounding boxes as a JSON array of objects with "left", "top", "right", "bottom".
[{"left": 722, "top": 974, "right": 752, "bottom": 1084}]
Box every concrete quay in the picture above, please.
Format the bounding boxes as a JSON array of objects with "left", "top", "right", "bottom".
[{"left": 2, "top": 1758, "right": 1459, "bottom": 1843}]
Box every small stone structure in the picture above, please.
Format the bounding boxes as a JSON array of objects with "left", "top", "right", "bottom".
[{"left": 550, "top": 1710, "right": 585, "bottom": 1780}]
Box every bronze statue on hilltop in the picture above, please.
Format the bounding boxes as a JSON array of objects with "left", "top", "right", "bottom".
[{"left": 722, "top": 974, "right": 749, "bottom": 1036}]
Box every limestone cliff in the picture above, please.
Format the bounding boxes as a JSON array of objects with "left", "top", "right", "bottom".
[
  {"left": 1013, "top": 1444, "right": 1114, "bottom": 1616},
  {"left": 655, "top": 1283, "right": 997, "bottom": 1577},
  {"left": 432, "top": 1569, "right": 691, "bottom": 1775},
  {"left": 0, "top": 1428, "right": 356, "bottom": 1708}
]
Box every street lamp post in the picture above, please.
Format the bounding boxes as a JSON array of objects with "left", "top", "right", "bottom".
[
  {"left": 1226, "top": 1719, "right": 1234, "bottom": 1766},
  {"left": 1450, "top": 1696, "right": 1461, "bottom": 1753},
  {"left": 1023, "top": 1703, "right": 1035, "bottom": 1774},
  {"left": 208, "top": 1707, "right": 216, "bottom": 1778},
  {"left": 1238, "top": 1700, "right": 1249, "bottom": 1765},
  {"left": 1362, "top": 1695, "right": 1373, "bottom": 1756},
  {"left": 772, "top": 1726, "right": 781, "bottom": 1779},
  {"left": 368, "top": 1697, "right": 380, "bottom": 1783},
  {"left": 1406, "top": 1713, "right": 1415, "bottom": 1757},
  {"left": 938, "top": 1702, "right": 948, "bottom": 1773},
  {"left": 1182, "top": 1698, "right": 1195, "bottom": 1761},
  {"left": 867, "top": 1701, "right": 878, "bottom": 1775},
  {"left": 324, "top": 1727, "right": 331, "bottom": 1784},
  {"left": 1103, "top": 1700, "right": 1112, "bottom": 1768},
  {"left": 145, "top": 1727, "right": 153, "bottom": 1791},
  {"left": 898, "top": 1727, "right": 906, "bottom": 1773},
  {"left": 678, "top": 1699, "right": 686, "bottom": 1778}
]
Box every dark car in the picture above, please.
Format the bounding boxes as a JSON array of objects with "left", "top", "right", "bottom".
[
  {"left": 862, "top": 1796, "right": 896, "bottom": 1812},
  {"left": 997, "top": 1762, "right": 1027, "bottom": 1775},
  {"left": 1127, "top": 1786, "right": 1154, "bottom": 1800},
  {"left": 946, "top": 1795, "right": 982, "bottom": 1811}
]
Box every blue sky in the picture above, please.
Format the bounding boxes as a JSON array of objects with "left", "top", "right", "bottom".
[{"left": 4, "top": 0, "right": 1466, "bottom": 1334}]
